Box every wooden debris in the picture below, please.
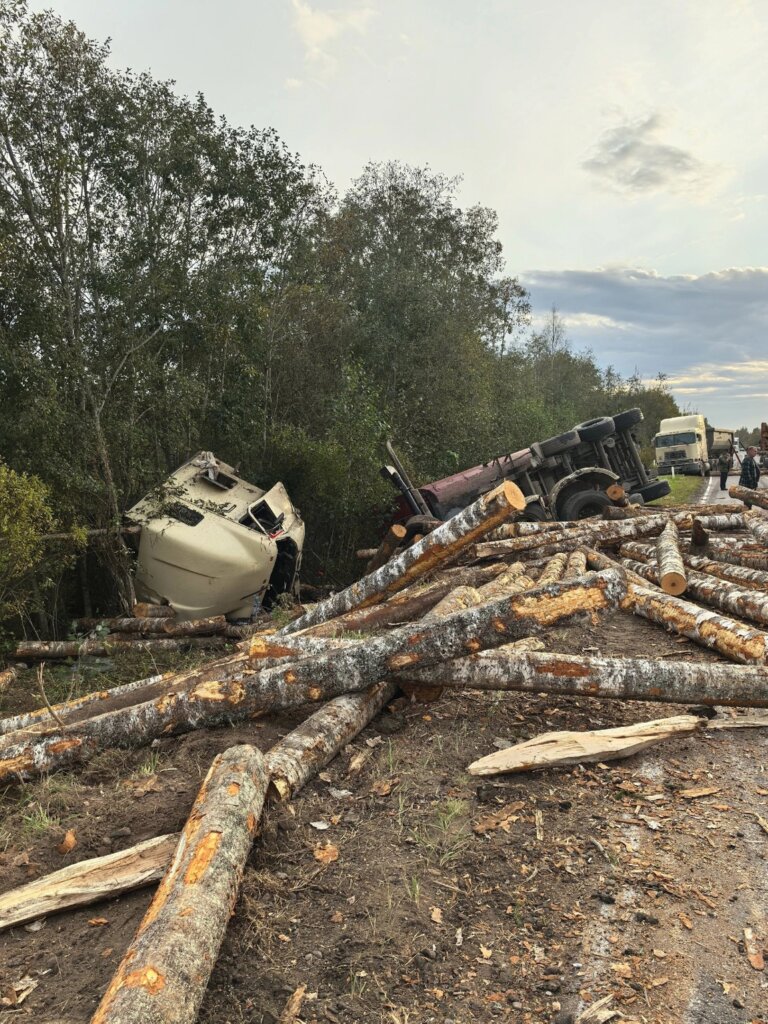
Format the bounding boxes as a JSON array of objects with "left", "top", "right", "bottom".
[
  {"left": 656, "top": 519, "right": 687, "bottom": 595},
  {"left": 467, "top": 715, "right": 704, "bottom": 775},
  {"left": 12, "top": 636, "right": 229, "bottom": 661},
  {"left": 563, "top": 549, "right": 588, "bottom": 579},
  {"left": 538, "top": 551, "right": 569, "bottom": 585},
  {"left": 365, "top": 524, "right": 407, "bottom": 573},
  {"left": 280, "top": 480, "right": 527, "bottom": 634},
  {"left": 133, "top": 603, "right": 176, "bottom": 619},
  {"left": 0, "top": 667, "right": 16, "bottom": 691},
  {"left": 92, "top": 745, "right": 269, "bottom": 1024},
  {"left": 0, "top": 835, "right": 178, "bottom": 932}
]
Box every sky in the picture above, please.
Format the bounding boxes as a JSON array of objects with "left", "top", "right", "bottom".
[{"left": 31, "top": 0, "right": 768, "bottom": 428}]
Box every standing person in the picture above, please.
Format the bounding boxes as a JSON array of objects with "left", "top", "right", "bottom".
[
  {"left": 717, "top": 448, "right": 733, "bottom": 491},
  {"left": 738, "top": 445, "right": 761, "bottom": 507}
]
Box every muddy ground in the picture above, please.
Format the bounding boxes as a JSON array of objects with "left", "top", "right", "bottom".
[{"left": 1, "top": 610, "right": 767, "bottom": 1023}]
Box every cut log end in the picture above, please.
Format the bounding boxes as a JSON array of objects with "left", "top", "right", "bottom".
[{"left": 660, "top": 572, "right": 687, "bottom": 596}]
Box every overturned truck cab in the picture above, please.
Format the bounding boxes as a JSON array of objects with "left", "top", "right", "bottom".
[{"left": 126, "top": 453, "right": 304, "bottom": 621}]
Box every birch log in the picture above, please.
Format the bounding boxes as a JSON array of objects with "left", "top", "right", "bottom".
[
  {"left": 0, "top": 571, "right": 627, "bottom": 782},
  {"left": 745, "top": 510, "right": 768, "bottom": 547},
  {"left": 266, "top": 681, "right": 397, "bottom": 800},
  {"left": 695, "top": 542, "right": 768, "bottom": 571},
  {"left": 656, "top": 519, "right": 687, "bottom": 595},
  {"left": 729, "top": 485, "right": 768, "bottom": 510},
  {"left": 467, "top": 716, "right": 704, "bottom": 775},
  {"left": 489, "top": 520, "right": 585, "bottom": 541},
  {"left": 403, "top": 648, "right": 768, "bottom": 707},
  {"left": 475, "top": 567, "right": 536, "bottom": 600},
  {"left": 12, "top": 637, "right": 230, "bottom": 660},
  {"left": 620, "top": 542, "right": 768, "bottom": 593},
  {"left": 0, "top": 835, "right": 178, "bottom": 932},
  {"left": 622, "top": 558, "right": 768, "bottom": 629},
  {"left": 91, "top": 745, "right": 269, "bottom": 1024},
  {"left": 279, "top": 481, "right": 527, "bottom": 634},
  {"left": 299, "top": 563, "right": 507, "bottom": 639},
  {"left": 473, "top": 514, "right": 670, "bottom": 560}
]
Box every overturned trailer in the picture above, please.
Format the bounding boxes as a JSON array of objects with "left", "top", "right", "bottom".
[
  {"left": 126, "top": 453, "right": 304, "bottom": 621},
  {"left": 383, "top": 408, "right": 668, "bottom": 524}
]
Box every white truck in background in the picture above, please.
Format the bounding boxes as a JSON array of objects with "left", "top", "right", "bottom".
[{"left": 654, "top": 414, "right": 735, "bottom": 477}]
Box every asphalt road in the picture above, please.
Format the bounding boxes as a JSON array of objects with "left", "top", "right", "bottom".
[{"left": 699, "top": 468, "right": 766, "bottom": 505}]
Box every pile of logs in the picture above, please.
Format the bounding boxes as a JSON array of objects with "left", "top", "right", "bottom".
[
  {"left": 12, "top": 604, "right": 262, "bottom": 662},
  {"left": 2, "top": 480, "right": 768, "bottom": 1023}
]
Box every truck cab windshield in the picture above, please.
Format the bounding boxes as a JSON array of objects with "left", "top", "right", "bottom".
[{"left": 655, "top": 431, "right": 697, "bottom": 447}]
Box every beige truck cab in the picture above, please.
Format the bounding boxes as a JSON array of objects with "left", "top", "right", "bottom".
[{"left": 126, "top": 453, "right": 304, "bottom": 621}]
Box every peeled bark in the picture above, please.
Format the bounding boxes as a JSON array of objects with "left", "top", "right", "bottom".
[
  {"left": 266, "top": 681, "right": 397, "bottom": 800},
  {"left": 404, "top": 647, "right": 768, "bottom": 707},
  {"left": 300, "top": 563, "right": 506, "bottom": 639},
  {"left": 468, "top": 716, "right": 703, "bottom": 775},
  {"left": 563, "top": 550, "right": 588, "bottom": 580},
  {"left": 476, "top": 568, "right": 536, "bottom": 600},
  {"left": 92, "top": 745, "right": 269, "bottom": 1024},
  {"left": 425, "top": 585, "right": 483, "bottom": 618},
  {"left": 0, "top": 835, "right": 178, "bottom": 932},
  {"left": 729, "top": 485, "right": 768, "bottom": 511},
  {"left": 0, "top": 570, "right": 627, "bottom": 782},
  {"left": 133, "top": 604, "right": 175, "bottom": 619},
  {"left": 280, "top": 481, "right": 527, "bottom": 634},
  {"left": 538, "top": 552, "right": 568, "bottom": 585},
  {"left": 745, "top": 510, "right": 768, "bottom": 547},
  {"left": 0, "top": 667, "right": 15, "bottom": 691},
  {"left": 365, "top": 524, "right": 407, "bottom": 574},
  {"left": 13, "top": 637, "right": 230, "bottom": 660},
  {"left": 656, "top": 519, "right": 687, "bottom": 595},
  {"left": 622, "top": 557, "right": 768, "bottom": 629}
]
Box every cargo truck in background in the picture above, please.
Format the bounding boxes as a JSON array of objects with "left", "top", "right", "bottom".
[{"left": 654, "top": 415, "right": 735, "bottom": 477}]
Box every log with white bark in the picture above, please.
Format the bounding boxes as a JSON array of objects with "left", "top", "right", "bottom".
[
  {"left": 266, "top": 681, "right": 397, "bottom": 800},
  {"left": 655, "top": 519, "right": 687, "bottom": 595},
  {"left": 299, "top": 562, "right": 507, "bottom": 639},
  {"left": 620, "top": 541, "right": 768, "bottom": 593},
  {"left": 12, "top": 636, "right": 230, "bottom": 660},
  {"left": 91, "top": 745, "right": 269, "bottom": 1024},
  {"left": 489, "top": 519, "right": 584, "bottom": 541},
  {"left": 0, "top": 679, "right": 396, "bottom": 932},
  {"left": 356, "top": 548, "right": 378, "bottom": 561},
  {"left": 581, "top": 546, "right": 660, "bottom": 589},
  {"left": 694, "top": 542, "right": 768, "bottom": 571},
  {"left": 403, "top": 648, "right": 768, "bottom": 707},
  {"left": 0, "top": 835, "right": 178, "bottom": 932},
  {"left": 280, "top": 481, "right": 527, "bottom": 634},
  {"left": 467, "top": 716, "right": 704, "bottom": 775},
  {"left": 729, "top": 484, "right": 768, "bottom": 511},
  {"left": 745, "top": 510, "right": 768, "bottom": 547},
  {"left": 475, "top": 567, "right": 536, "bottom": 600},
  {"left": 622, "top": 557, "right": 768, "bottom": 629},
  {"left": 365, "top": 524, "right": 407, "bottom": 573},
  {"left": 0, "top": 570, "right": 627, "bottom": 782},
  {"left": 472, "top": 514, "right": 670, "bottom": 560}
]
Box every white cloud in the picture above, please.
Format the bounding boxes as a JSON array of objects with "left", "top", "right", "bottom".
[
  {"left": 522, "top": 266, "right": 768, "bottom": 425},
  {"left": 290, "top": 0, "right": 377, "bottom": 77},
  {"left": 582, "top": 113, "right": 722, "bottom": 199}
]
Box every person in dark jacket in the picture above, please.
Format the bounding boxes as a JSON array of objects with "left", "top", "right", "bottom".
[
  {"left": 717, "top": 449, "right": 733, "bottom": 491},
  {"left": 739, "top": 445, "right": 761, "bottom": 506}
]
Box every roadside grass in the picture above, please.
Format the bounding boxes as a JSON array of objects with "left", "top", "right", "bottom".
[{"left": 646, "top": 474, "right": 707, "bottom": 507}]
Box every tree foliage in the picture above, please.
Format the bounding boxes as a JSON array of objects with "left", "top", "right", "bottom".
[{"left": 0, "top": 2, "right": 680, "bottom": 631}]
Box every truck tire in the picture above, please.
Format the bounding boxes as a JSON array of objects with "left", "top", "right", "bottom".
[
  {"left": 520, "top": 501, "right": 549, "bottom": 522},
  {"left": 533, "top": 430, "right": 581, "bottom": 458},
  {"left": 574, "top": 417, "right": 615, "bottom": 443},
  {"left": 637, "top": 481, "right": 671, "bottom": 503},
  {"left": 612, "top": 408, "right": 643, "bottom": 432},
  {"left": 561, "top": 489, "right": 612, "bottom": 521}
]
